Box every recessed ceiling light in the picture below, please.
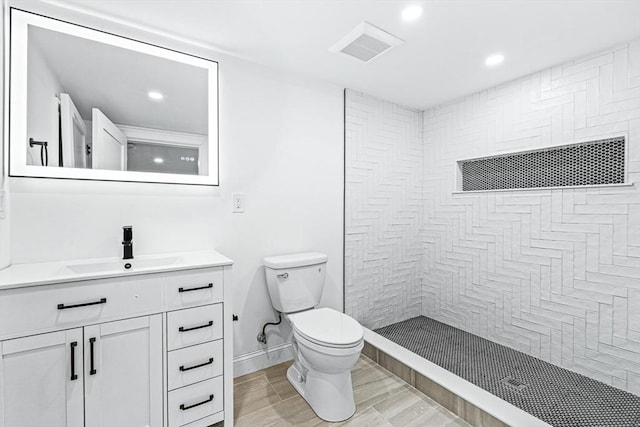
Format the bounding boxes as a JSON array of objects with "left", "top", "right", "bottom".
[
  {"left": 402, "top": 5, "right": 423, "bottom": 21},
  {"left": 148, "top": 91, "right": 164, "bottom": 101},
  {"left": 485, "top": 53, "right": 505, "bottom": 67},
  {"left": 153, "top": 157, "right": 164, "bottom": 164}
]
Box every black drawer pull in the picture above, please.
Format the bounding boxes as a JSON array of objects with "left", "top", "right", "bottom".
[
  {"left": 89, "top": 337, "right": 97, "bottom": 375},
  {"left": 179, "top": 321, "right": 213, "bottom": 333},
  {"left": 180, "top": 394, "right": 214, "bottom": 411},
  {"left": 58, "top": 298, "right": 107, "bottom": 310},
  {"left": 179, "top": 357, "right": 214, "bottom": 372},
  {"left": 70, "top": 341, "right": 78, "bottom": 381},
  {"left": 178, "top": 283, "right": 213, "bottom": 293}
]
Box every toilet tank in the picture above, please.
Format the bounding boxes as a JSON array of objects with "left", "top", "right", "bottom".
[{"left": 263, "top": 252, "right": 328, "bottom": 313}]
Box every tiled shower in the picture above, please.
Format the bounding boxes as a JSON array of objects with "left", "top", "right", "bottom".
[
  {"left": 344, "top": 90, "right": 424, "bottom": 329},
  {"left": 345, "top": 37, "right": 640, "bottom": 404}
]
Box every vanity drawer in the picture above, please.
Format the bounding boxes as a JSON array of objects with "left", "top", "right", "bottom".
[
  {"left": 167, "top": 304, "right": 223, "bottom": 351},
  {"left": 164, "top": 268, "right": 223, "bottom": 310},
  {"left": 168, "top": 376, "right": 223, "bottom": 427},
  {"left": 0, "top": 275, "right": 162, "bottom": 340},
  {"left": 167, "top": 340, "right": 223, "bottom": 391}
]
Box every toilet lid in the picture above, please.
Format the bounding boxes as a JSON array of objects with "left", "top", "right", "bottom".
[{"left": 288, "top": 307, "right": 364, "bottom": 347}]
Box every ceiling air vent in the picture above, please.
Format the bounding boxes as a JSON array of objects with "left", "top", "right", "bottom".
[{"left": 330, "top": 21, "right": 404, "bottom": 62}]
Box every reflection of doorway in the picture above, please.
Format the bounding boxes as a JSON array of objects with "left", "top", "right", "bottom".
[
  {"left": 60, "top": 93, "right": 87, "bottom": 168},
  {"left": 127, "top": 142, "right": 199, "bottom": 175},
  {"left": 92, "top": 108, "right": 127, "bottom": 171}
]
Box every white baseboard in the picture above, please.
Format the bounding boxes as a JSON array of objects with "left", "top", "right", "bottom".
[{"left": 233, "top": 342, "right": 294, "bottom": 378}]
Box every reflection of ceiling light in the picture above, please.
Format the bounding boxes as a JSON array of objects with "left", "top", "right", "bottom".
[
  {"left": 153, "top": 157, "right": 164, "bottom": 164},
  {"left": 148, "top": 91, "right": 164, "bottom": 101},
  {"left": 485, "top": 53, "right": 505, "bottom": 66},
  {"left": 402, "top": 5, "right": 423, "bottom": 21}
]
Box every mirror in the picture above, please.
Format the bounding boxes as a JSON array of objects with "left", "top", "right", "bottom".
[{"left": 9, "top": 9, "right": 219, "bottom": 185}]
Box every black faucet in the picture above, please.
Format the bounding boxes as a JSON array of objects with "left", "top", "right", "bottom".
[{"left": 122, "top": 226, "right": 133, "bottom": 260}]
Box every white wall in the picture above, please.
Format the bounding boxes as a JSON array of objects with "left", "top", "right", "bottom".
[
  {"left": 422, "top": 40, "right": 640, "bottom": 394},
  {"left": 215, "top": 59, "right": 344, "bottom": 364},
  {"left": 0, "top": 3, "right": 9, "bottom": 270},
  {"left": 344, "top": 90, "right": 424, "bottom": 329},
  {"left": 1, "top": 2, "right": 344, "bottom": 366},
  {"left": 27, "top": 41, "right": 63, "bottom": 166}
]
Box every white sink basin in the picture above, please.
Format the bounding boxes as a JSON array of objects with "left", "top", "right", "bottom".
[
  {"left": 66, "top": 256, "right": 182, "bottom": 274},
  {"left": 0, "top": 250, "right": 232, "bottom": 290}
]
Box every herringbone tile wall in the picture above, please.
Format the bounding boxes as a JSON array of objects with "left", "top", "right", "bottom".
[
  {"left": 422, "top": 40, "right": 640, "bottom": 394},
  {"left": 345, "top": 90, "right": 424, "bottom": 329}
]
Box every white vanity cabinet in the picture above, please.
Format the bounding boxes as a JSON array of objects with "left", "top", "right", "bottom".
[
  {"left": 83, "top": 315, "right": 163, "bottom": 427},
  {"left": 0, "top": 329, "right": 84, "bottom": 427},
  {"left": 0, "top": 316, "right": 163, "bottom": 427},
  {"left": 0, "top": 252, "right": 233, "bottom": 427}
]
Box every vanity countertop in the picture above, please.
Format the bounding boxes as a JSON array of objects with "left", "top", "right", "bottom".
[{"left": 0, "top": 250, "right": 233, "bottom": 290}]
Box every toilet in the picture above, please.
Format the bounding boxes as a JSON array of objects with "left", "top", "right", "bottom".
[{"left": 263, "top": 252, "right": 364, "bottom": 422}]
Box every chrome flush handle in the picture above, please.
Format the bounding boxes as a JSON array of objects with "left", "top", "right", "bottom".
[{"left": 277, "top": 272, "right": 289, "bottom": 279}]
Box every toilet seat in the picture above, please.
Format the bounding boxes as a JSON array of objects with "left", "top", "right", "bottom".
[{"left": 288, "top": 307, "right": 364, "bottom": 348}]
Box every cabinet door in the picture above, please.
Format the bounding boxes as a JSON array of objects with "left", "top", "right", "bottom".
[
  {"left": 0, "top": 329, "right": 84, "bottom": 427},
  {"left": 84, "top": 315, "right": 162, "bottom": 427}
]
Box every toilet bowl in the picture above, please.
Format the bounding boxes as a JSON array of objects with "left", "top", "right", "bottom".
[
  {"left": 286, "top": 307, "right": 364, "bottom": 422},
  {"left": 263, "top": 253, "right": 364, "bottom": 422}
]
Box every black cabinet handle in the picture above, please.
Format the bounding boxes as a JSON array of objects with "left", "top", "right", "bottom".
[
  {"left": 58, "top": 298, "right": 107, "bottom": 310},
  {"left": 178, "top": 283, "right": 213, "bottom": 293},
  {"left": 70, "top": 341, "right": 78, "bottom": 381},
  {"left": 179, "top": 357, "right": 214, "bottom": 372},
  {"left": 179, "top": 321, "right": 213, "bottom": 333},
  {"left": 179, "top": 394, "right": 214, "bottom": 411},
  {"left": 89, "top": 337, "right": 97, "bottom": 375}
]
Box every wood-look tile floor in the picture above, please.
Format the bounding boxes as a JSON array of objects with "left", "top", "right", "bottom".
[{"left": 234, "top": 356, "right": 471, "bottom": 427}]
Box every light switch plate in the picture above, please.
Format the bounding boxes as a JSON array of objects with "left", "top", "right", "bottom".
[{"left": 232, "top": 193, "right": 245, "bottom": 213}]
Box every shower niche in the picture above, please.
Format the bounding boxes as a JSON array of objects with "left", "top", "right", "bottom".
[{"left": 456, "top": 136, "right": 627, "bottom": 192}]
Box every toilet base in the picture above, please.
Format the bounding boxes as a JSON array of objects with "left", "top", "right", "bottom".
[{"left": 287, "top": 362, "right": 356, "bottom": 422}]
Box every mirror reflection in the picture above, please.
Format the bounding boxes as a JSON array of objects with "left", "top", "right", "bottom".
[{"left": 26, "top": 25, "right": 209, "bottom": 176}]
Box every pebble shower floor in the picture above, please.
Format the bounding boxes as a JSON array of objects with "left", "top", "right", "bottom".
[{"left": 375, "top": 316, "right": 640, "bottom": 427}]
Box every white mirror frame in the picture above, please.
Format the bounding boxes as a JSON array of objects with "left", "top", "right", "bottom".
[{"left": 8, "top": 8, "right": 219, "bottom": 186}]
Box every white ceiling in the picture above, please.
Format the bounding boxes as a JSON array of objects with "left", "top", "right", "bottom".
[
  {"left": 52, "top": 0, "right": 640, "bottom": 110},
  {"left": 30, "top": 25, "right": 208, "bottom": 134}
]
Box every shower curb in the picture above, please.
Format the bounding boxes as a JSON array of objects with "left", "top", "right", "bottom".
[{"left": 363, "top": 328, "right": 552, "bottom": 427}]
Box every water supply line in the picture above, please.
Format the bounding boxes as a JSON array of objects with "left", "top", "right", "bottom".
[{"left": 257, "top": 312, "right": 282, "bottom": 344}]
